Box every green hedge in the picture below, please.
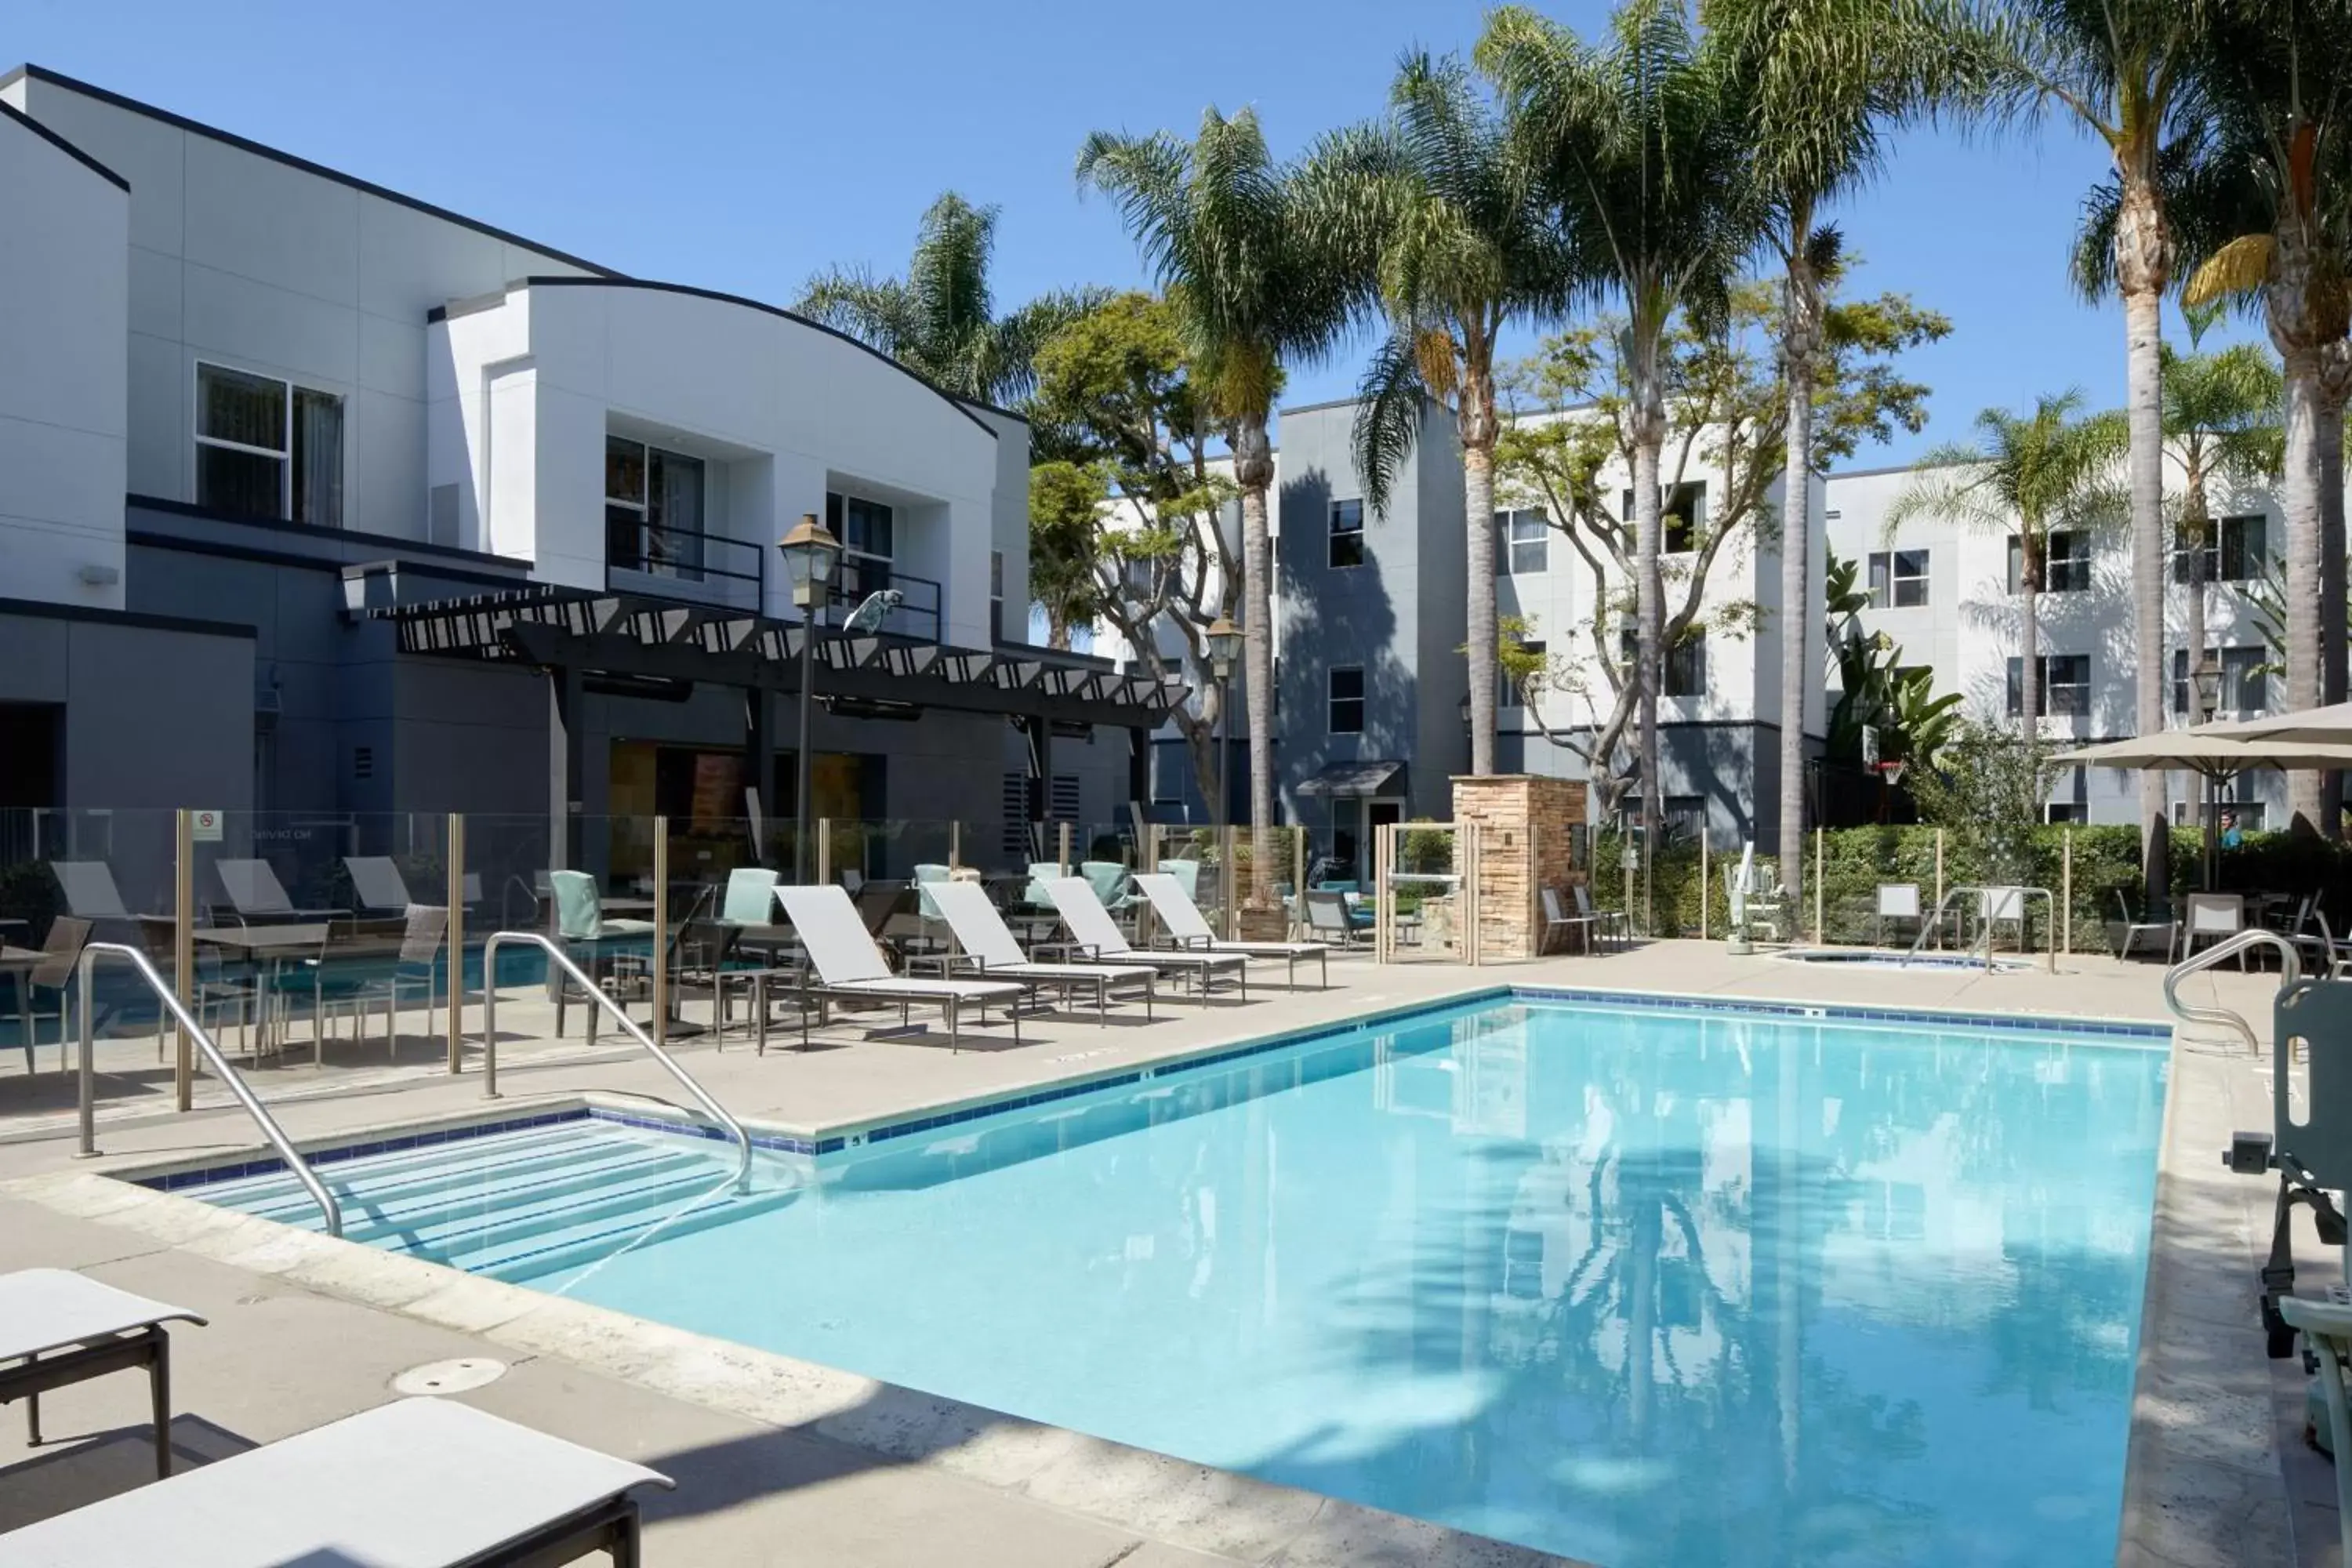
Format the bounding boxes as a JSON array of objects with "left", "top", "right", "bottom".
[{"left": 1581, "top": 824, "right": 2346, "bottom": 953}]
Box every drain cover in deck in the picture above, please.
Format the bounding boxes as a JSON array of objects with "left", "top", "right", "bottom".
[{"left": 391, "top": 1357, "right": 507, "bottom": 1396}]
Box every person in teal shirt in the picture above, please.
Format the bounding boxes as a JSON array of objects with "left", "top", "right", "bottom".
[{"left": 2220, "top": 810, "right": 2243, "bottom": 849}]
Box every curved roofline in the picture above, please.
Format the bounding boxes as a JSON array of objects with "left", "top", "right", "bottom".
[
  {"left": 0, "top": 94, "right": 128, "bottom": 191},
  {"left": 509, "top": 275, "right": 997, "bottom": 440}
]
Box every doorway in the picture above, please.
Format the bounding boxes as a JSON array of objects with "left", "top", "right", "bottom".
[{"left": 1330, "top": 796, "right": 1406, "bottom": 882}]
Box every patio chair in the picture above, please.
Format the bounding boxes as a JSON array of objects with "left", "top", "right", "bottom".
[
  {"left": 315, "top": 903, "right": 448, "bottom": 1062},
  {"left": 0, "top": 1268, "right": 205, "bottom": 1480},
  {"left": 1158, "top": 858, "right": 1202, "bottom": 902},
  {"left": 342, "top": 856, "right": 484, "bottom": 916},
  {"left": 1540, "top": 887, "right": 1599, "bottom": 955},
  {"left": 1132, "top": 872, "right": 1329, "bottom": 987},
  {"left": 1573, "top": 883, "right": 1631, "bottom": 951},
  {"left": 1044, "top": 877, "right": 1249, "bottom": 1000},
  {"left": 2108, "top": 890, "right": 2177, "bottom": 963},
  {"left": 1080, "top": 859, "right": 1132, "bottom": 914},
  {"left": 13, "top": 916, "right": 91, "bottom": 1075},
  {"left": 1305, "top": 889, "right": 1370, "bottom": 949},
  {"left": 720, "top": 866, "right": 780, "bottom": 924},
  {"left": 2179, "top": 891, "right": 2249, "bottom": 967},
  {"left": 771, "top": 884, "right": 1025, "bottom": 1051},
  {"left": 549, "top": 870, "right": 658, "bottom": 1041},
  {"left": 216, "top": 858, "right": 350, "bottom": 928},
  {"left": 1875, "top": 883, "right": 1922, "bottom": 948},
  {"left": 49, "top": 860, "right": 132, "bottom": 921},
  {"left": 0, "top": 1395, "right": 671, "bottom": 1566},
  {"left": 926, "top": 880, "right": 1157, "bottom": 1023},
  {"left": 1022, "top": 862, "right": 1062, "bottom": 910}
]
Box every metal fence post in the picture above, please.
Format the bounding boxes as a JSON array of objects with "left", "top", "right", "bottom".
[
  {"left": 1700, "top": 836, "right": 1710, "bottom": 942},
  {"left": 1935, "top": 827, "right": 1945, "bottom": 914},
  {"left": 816, "top": 818, "right": 833, "bottom": 886},
  {"left": 174, "top": 808, "right": 194, "bottom": 1112},
  {"left": 1813, "top": 826, "right": 1826, "bottom": 946},
  {"left": 652, "top": 815, "right": 668, "bottom": 1052},
  {"left": 2062, "top": 827, "right": 2074, "bottom": 957},
  {"left": 1058, "top": 821, "right": 1072, "bottom": 876},
  {"left": 446, "top": 812, "right": 465, "bottom": 1074}
]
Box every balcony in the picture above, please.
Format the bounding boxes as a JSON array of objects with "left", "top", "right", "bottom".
[
  {"left": 604, "top": 517, "right": 764, "bottom": 612},
  {"left": 817, "top": 557, "right": 943, "bottom": 644}
]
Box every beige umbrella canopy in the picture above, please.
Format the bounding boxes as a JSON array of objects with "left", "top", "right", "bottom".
[
  {"left": 2052, "top": 732, "right": 2352, "bottom": 889},
  {"left": 2199, "top": 702, "right": 2352, "bottom": 748}
]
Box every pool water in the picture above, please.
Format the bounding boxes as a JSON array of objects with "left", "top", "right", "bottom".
[{"left": 194, "top": 996, "right": 2169, "bottom": 1566}]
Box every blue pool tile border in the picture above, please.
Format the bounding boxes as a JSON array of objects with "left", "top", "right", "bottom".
[{"left": 140, "top": 985, "right": 2171, "bottom": 1191}]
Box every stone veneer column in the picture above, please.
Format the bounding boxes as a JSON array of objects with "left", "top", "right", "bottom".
[{"left": 1451, "top": 775, "right": 1588, "bottom": 959}]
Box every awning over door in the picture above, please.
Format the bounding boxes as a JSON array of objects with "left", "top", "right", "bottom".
[{"left": 1296, "top": 760, "right": 1406, "bottom": 798}]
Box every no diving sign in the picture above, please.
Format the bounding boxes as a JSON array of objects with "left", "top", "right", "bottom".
[{"left": 191, "top": 810, "right": 223, "bottom": 843}]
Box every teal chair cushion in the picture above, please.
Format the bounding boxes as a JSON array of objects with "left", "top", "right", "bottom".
[
  {"left": 722, "top": 867, "right": 779, "bottom": 925},
  {"left": 1081, "top": 860, "right": 1129, "bottom": 909},
  {"left": 1159, "top": 859, "right": 1201, "bottom": 902},
  {"left": 1024, "top": 862, "right": 1060, "bottom": 908},
  {"left": 550, "top": 870, "right": 602, "bottom": 941},
  {"left": 913, "top": 862, "right": 950, "bottom": 920}
]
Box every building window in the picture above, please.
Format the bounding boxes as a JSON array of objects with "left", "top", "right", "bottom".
[
  {"left": 196, "top": 362, "right": 343, "bottom": 526},
  {"left": 1500, "top": 641, "right": 1545, "bottom": 709},
  {"left": 2007, "top": 653, "right": 2090, "bottom": 716},
  {"left": 826, "top": 492, "right": 895, "bottom": 601},
  {"left": 1664, "top": 794, "right": 1706, "bottom": 842},
  {"left": 990, "top": 550, "right": 1005, "bottom": 643},
  {"left": 1621, "top": 482, "right": 1704, "bottom": 554},
  {"left": 2220, "top": 800, "right": 2268, "bottom": 831},
  {"left": 2045, "top": 802, "right": 2087, "bottom": 824},
  {"left": 1494, "top": 509, "right": 1548, "bottom": 575},
  {"left": 1329, "top": 499, "right": 1365, "bottom": 568},
  {"left": 1328, "top": 666, "right": 1365, "bottom": 734},
  {"left": 606, "top": 437, "right": 706, "bottom": 579},
  {"left": 1867, "top": 549, "right": 1929, "bottom": 608},
  {"left": 2172, "top": 644, "right": 2270, "bottom": 716},
  {"left": 2174, "top": 514, "right": 2269, "bottom": 583},
  {"left": 1621, "top": 626, "right": 1707, "bottom": 696},
  {"left": 2009, "top": 531, "right": 2090, "bottom": 593}
]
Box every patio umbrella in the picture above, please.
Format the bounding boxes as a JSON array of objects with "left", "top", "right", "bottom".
[
  {"left": 2199, "top": 701, "right": 2352, "bottom": 748},
  {"left": 2051, "top": 734, "right": 2352, "bottom": 887}
]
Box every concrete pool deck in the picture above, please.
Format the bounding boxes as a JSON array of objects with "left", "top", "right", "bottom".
[{"left": 0, "top": 940, "right": 2328, "bottom": 1564}]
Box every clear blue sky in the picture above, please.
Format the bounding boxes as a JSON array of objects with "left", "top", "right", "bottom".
[{"left": 13, "top": 0, "right": 2264, "bottom": 469}]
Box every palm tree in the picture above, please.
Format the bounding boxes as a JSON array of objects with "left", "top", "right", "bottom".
[
  {"left": 797, "top": 191, "right": 1106, "bottom": 407},
  {"left": 2158, "top": 325, "right": 2283, "bottom": 711},
  {"left": 1308, "top": 52, "right": 1577, "bottom": 777},
  {"left": 1079, "top": 110, "right": 1356, "bottom": 903},
  {"left": 1986, "top": 0, "right": 2208, "bottom": 880},
  {"left": 1479, "top": 0, "right": 1762, "bottom": 844},
  {"left": 1886, "top": 393, "right": 2129, "bottom": 731},
  {"left": 1707, "top": 0, "right": 1982, "bottom": 912},
  {"left": 2172, "top": 0, "right": 2352, "bottom": 834}
]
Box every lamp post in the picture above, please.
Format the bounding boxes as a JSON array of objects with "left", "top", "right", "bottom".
[
  {"left": 1206, "top": 617, "right": 1242, "bottom": 933},
  {"left": 779, "top": 513, "right": 844, "bottom": 881},
  {"left": 2192, "top": 655, "right": 2224, "bottom": 891}
]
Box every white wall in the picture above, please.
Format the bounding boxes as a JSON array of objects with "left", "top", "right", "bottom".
[
  {"left": 7, "top": 69, "right": 595, "bottom": 542},
  {"left": 434, "top": 281, "right": 1006, "bottom": 644},
  {"left": 0, "top": 103, "right": 128, "bottom": 608}
]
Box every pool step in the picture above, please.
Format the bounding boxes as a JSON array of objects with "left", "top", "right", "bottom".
[{"left": 185, "top": 1116, "right": 789, "bottom": 1279}]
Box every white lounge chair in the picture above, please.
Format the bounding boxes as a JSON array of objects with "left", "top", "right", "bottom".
[
  {"left": 0, "top": 1396, "right": 670, "bottom": 1567},
  {"left": 0, "top": 1269, "right": 205, "bottom": 1482},
  {"left": 773, "top": 884, "right": 1027, "bottom": 1051},
  {"left": 49, "top": 860, "right": 132, "bottom": 921},
  {"left": 926, "top": 880, "right": 1158, "bottom": 1023},
  {"left": 1044, "top": 877, "right": 1249, "bottom": 1000},
  {"left": 216, "top": 858, "right": 348, "bottom": 926},
  {"left": 344, "top": 856, "right": 485, "bottom": 916},
  {"left": 1131, "top": 873, "right": 1329, "bottom": 986}
]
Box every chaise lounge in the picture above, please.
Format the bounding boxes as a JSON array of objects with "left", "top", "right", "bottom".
[
  {"left": 1043, "top": 877, "right": 1250, "bottom": 1000},
  {"left": 774, "top": 884, "right": 1028, "bottom": 1051},
  {"left": 1131, "top": 873, "right": 1329, "bottom": 987},
  {"left": 926, "top": 880, "right": 1159, "bottom": 1023}
]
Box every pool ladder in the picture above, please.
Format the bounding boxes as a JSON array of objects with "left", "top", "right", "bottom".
[{"left": 2163, "top": 927, "right": 2301, "bottom": 1053}]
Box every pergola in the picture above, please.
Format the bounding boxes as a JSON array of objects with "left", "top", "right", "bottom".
[{"left": 365, "top": 585, "right": 1187, "bottom": 864}]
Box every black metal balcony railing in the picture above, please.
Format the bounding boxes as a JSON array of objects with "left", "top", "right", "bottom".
[
  {"left": 818, "top": 557, "right": 943, "bottom": 644},
  {"left": 605, "top": 517, "right": 765, "bottom": 611}
]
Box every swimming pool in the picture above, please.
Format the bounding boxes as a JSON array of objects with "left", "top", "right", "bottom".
[{"left": 177, "top": 992, "right": 2169, "bottom": 1566}]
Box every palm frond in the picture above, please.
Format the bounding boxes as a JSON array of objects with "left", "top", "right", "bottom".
[
  {"left": 2184, "top": 233, "right": 2278, "bottom": 308},
  {"left": 1352, "top": 332, "right": 1426, "bottom": 517}
]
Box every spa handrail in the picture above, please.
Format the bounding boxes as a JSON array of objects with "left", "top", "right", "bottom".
[
  {"left": 1904, "top": 884, "right": 2059, "bottom": 972},
  {"left": 479, "top": 930, "right": 753, "bottom": 1192},
  {"left": 75, "top": 941, "right": 343, "bottom": 1237},
  {"left": 2163, "top": 929, "right": 2301, "bottom": 1054}
]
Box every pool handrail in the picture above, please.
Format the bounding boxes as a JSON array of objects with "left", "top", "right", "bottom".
[
  {"left": 2163, "top": 928, "right": 2300, "bottom": 1054},
  {"left": 479, "top": 929, "right": 753, "bottom": 1192},
  {"left": 1905, "top": 884, "right": 2059, "bottom": 972},
  {"left": 75, "top": 941, "right": 344, "bottom": 1237}
]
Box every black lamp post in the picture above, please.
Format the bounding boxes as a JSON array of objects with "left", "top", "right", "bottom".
[
  {"left": 779, "top": 513, "right": 844, "bottom": 881},
  {"left": 2192, "top": 654, "right": 2224, "bottom": 891},
  {"left": 1206, "top": 616, "right": 1242, "bottom": 923}
]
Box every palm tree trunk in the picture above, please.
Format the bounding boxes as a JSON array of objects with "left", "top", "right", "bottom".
[
  {"left": 1632, "top": 397, "right": 1666, "bottom": 851},
  {"left": 2019, "top": 538, "right": 2042, "bottom": 735},
  {"left": 2182, "top": 466, "right": 2209, "bottom": 712},
  {"left": 1777, "top": 251, "right": 1820, "bottom": 910},
  {"left": 1465, "top": 442, "right": 1500, "bottom": 779},
  {"left": 2122, "top": 281, "right": 2170, "bottom": 906},
  {"left": 2284, "top": 349, "right": 2326, "bottom": 833},
  {"left": 1234, "top": 419, "right": 1279, "bottom": 903},
  {"left": 2318, "top": 376, "right": 2346, "bottom": 836}
]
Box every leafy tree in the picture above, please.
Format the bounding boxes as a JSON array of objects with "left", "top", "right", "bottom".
[
  {"left": 1885, "top": 392, "right": 2128, "bottom": 730},
  {"left": 1821, "top": 550, "right": 1962, "bottom": 774},
  {"left": 1480, "top": 0, "right": 1765, "bottom": 847},
  {"left": 1492, "top": 278, "right": 1946, "bottom": 822},
  {"left": 1027, "top": 292, "right": 1240, "bottom": 803},
  {"left": 1305, "top": 51, "right": 1575, "bottom": 776},
  {"left": 1907, "top": 719, "right": 2061, "bottom": 886},
  {"left": 1080, "top": 111, "right": 1356, "bottom": 902},
  {"left": 1706, "top": 0, "right": 1987, "bottom": 922},
  {"left": 796, "top": 191, "right": 1106, "bottom": 407}
]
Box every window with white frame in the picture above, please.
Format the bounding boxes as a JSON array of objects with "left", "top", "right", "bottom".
[
  {"left": 826, "top": 492, "right": 895, "bottom": 601},
  {"left": 195, "top": 362, "right": 343, "bottom": 527},
  {"left": 990, "top": 550, "right": 1005, "bottom": 643},
  {"left": 1621, "top": 481, "right": 1705, "bottom": 554},
  {"left": 2171, "top": 644, "right": 2270, "bottom": 716},
  {"left": 1620, "top": 626, "right": 1706, "bottom": 695},
  {"left": 2008, "top": 530, "right": 2091, "bottom": 593},
  {"left": 2174, "top": 514, "right": 2269, "bottom": 583},
  {"left": 1494, "top": 509, "right": 1548, "bottom": 575},
  {"left": 2007, "top": 652, "right": 2090, "bottom": 716},
  {"left": 1329, "top": 499, "right": 1366, "bottom": 568},
  {"left": 605, "top": 436, "right": 706, "bottom": 579},
  {"left": 1867, "top": 549, "right": 1929, "bottom": 608},
  {"left": 1328, "top": 666, "right": 1366, "bottom": 734}
]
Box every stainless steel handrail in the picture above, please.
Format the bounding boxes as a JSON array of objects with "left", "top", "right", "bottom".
[
  {"left": 2163, "top": 928, "right": 2302, "bottom": 1054},
  {"left": 481, "top": 931, "right": 753, "bottom": 1192},
  {"left": 75, "top": 942, "right": 343, "bottom": 1237},
  {"left": 1904, "top": 884, "right": 2060, "bottom": 972}
]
